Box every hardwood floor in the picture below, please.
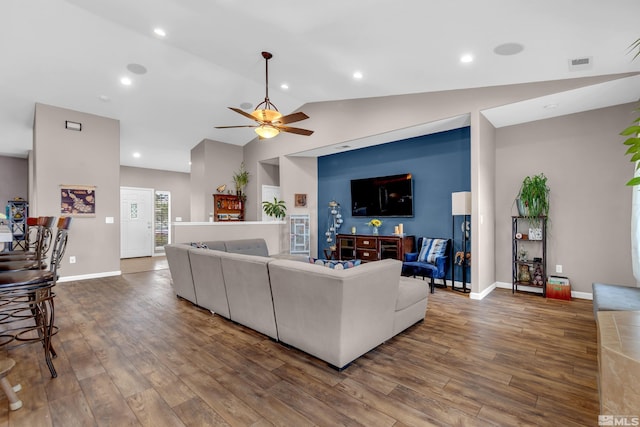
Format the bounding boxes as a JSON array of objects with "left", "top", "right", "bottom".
[{"left": 0, "top": 265, "right": 599, "bottom": 426}]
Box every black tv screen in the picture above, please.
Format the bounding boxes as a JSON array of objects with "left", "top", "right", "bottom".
[{"left": 351, "top": 173, "right": 414, "bottom": 217}]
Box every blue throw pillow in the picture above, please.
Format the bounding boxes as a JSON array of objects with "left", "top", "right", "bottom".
[
  {"left": 418, "top": 238, "right": 447, "bottom": 264},
  {"left": 308, "top": 257, "right": 361, "bottom": 269}
]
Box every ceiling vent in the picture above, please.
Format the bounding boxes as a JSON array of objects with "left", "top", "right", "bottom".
[{"left": 568, "top": 56, "right": 593, "bottom": 71}]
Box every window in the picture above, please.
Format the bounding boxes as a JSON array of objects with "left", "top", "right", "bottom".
[{"left": 155, "top": 191, "right": 170, "bottom": 251}]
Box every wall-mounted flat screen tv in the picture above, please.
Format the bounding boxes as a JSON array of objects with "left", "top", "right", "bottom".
[{"left": 351, "top": 173, "right": 414, "bottom": 217}]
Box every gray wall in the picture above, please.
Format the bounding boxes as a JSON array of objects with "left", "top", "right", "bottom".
[
  {"left": 120, "top": 166, "right": 191, "bottom": 223},
  {"left": 0, "top": 156, "right": 28, "bottom": 212},
  {"left": 33, "top": 103, "right": 120, "bottom": 278},
  {"left": 495, "top": 103, "right": 637, "bottom": 293},
  {"left": 190, "top": 139, "right": 243, "bottom": 222}
]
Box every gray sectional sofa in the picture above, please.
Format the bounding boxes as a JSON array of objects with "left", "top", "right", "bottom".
[{"left": 164, "top": 239, "right": 429, "bottom": 369}]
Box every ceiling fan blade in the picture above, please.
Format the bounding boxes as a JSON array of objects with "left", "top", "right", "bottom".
[
  {"left": 277, "top": 111, "right": 309, "bottom": 124},
  {"left": 215, "top": 125, "right": 256, "bottom": 129},
  {"left": 278, "top": 125, "right": 314, "bottom": 136},
  {"left": 228, "top": 107, "right": 260, "bottom": 122}
]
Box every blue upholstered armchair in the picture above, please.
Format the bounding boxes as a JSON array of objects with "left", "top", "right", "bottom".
[{"left": 402, "top": 237, "right": 452, "bottom": 293}]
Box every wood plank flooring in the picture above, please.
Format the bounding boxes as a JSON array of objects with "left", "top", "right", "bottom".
[{"left": 0, "top": 262, "right": 599, "bottom": 426}]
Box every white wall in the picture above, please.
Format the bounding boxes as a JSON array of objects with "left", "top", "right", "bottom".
[{"left": 190, "top": 139, "right": 243, "bottom": 222}]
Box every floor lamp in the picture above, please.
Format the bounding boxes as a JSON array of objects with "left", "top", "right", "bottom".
[{"left": 452, "top": 192, "right": 471, "bottom": 293}]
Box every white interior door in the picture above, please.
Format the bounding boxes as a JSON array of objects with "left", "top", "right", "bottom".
[
  {"left": 120, "top": 187, "right": 154, "bottom": 258},
  {"left": 261, "top": 185, "right": 281, "bottom": 221}
]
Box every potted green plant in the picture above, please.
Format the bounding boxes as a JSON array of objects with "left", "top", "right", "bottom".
[
  {"left": 232, "top": 162, "right": 250, "bottom": 200},
  {"left": 262, "top": 197, "right": 287, "bottom": 220},
  {"left": 621, "top": 38, "right": 640, "bottom": 186},
  {"left": 516, "top": 173, "right": 549, "bottom": 231}
]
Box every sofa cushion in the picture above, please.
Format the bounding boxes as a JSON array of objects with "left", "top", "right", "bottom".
[
  {"left": 418, "top": 238, "right": 448, "bottom": 264},
  {"left": 396, "top": 277, "right": 429, "bottom": 311},
  {"left": 219, "top": 251, "right": 278, "bottom": 339},
  {"left": 224, "top": 239, "right": 269, "bottom": 257},
  {"left": 592, "top": 282, "right": 640, "bottom": 318},
  {"left": 308, "top": 258, "right": 361, "bottom": 269}
]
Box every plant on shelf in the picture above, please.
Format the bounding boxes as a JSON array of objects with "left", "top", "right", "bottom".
[
  {"left": 516, "top": 173, "right": 549, "bottom": 229},
  {"left": 262, "top": 197, "right": 287, "bottom": 220},
  {"left": 232, "top": 162, "right": 250, "bottom": 200}
]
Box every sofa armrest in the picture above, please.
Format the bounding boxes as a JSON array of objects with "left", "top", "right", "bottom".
[{"left": 404, "top": 252, "right": 418, "bottom": 262}]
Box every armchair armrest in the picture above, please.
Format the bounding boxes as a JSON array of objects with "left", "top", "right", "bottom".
[
  {"left": 404, "top": 252, "right": 418, "bottom": 262},
  {"left": 434, "top": 255, "right": 448, "bottom": 278}
]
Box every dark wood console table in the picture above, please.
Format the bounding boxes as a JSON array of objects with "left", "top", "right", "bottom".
[{"left": 336, "top": 234, "right": 415, "bottom": 262}]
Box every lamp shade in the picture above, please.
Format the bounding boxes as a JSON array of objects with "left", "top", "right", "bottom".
[{"left": 452, "top": 191, "right": 471, "bottom": 215}]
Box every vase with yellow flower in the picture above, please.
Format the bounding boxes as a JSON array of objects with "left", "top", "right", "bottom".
[{"left": 367, "top": 218, "right": 382, "bottom": 235}]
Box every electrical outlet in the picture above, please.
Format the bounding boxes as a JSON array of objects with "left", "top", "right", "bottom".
[
  {"left": 69, "top": 256, "right": 76, "bottom": 264},
  {"left": 556, "top": 264, "right": 562, "bottom": 273}
]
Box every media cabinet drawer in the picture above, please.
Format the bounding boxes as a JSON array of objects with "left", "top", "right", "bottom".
[
  {"left": 356, "top": 237, "right": 377, "bottom": 249},
  {"left": 356, "top": 249, "right": 379, "bottom": 261}
]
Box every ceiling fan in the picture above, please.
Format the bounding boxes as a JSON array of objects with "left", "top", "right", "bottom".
[{"left": 215, "top": 51, "right": 314, "bottom": 139}]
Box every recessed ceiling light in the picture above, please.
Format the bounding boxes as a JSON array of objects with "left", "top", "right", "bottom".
[
  {"left": 353, "top": 71, "right": 363, "bottom": 80},
  {"left": 239, "top": 102, "right": 253, "bottom": 110},
  {"left": 98, "top": 95, "right": 110, "bottom": 102},
  {"left": 544, "top": 103, "right": 559, "bottom": 109},
  {"left": 120, "top": 77, "right": 132, "bottom": 86},
  {"left": 133, "top": 152, "right": 141, "bottom": 158},
  {"left": 280, "top": 83, "right": 289, "bottom": 90},
  {"left": 460, "top": 54, "right": 474, "bottom": 63},
  {"left": 153, "top": 28, "right": 166, "bottom": 38}
]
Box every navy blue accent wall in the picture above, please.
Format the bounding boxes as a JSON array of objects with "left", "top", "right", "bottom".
[{"left": 317, "top": 127, "right": 471, "bottom": 277}]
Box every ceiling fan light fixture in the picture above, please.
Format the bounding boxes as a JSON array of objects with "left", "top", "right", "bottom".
[
  {"left": 255, "top": 124, "right": 280, "bottom": 139},
  {"left": 251, "top": 109, "right": 282, "bottom": 122}
]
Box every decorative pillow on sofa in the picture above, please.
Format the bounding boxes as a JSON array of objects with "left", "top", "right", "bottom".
[
  {"left": 190, "top": 242, "right": 209, "bottom": 249},
  {"left": 308, "top": 257, "right": 361, "bottom": 270},
  {"left": 417, "top": 238, "right": 447, "bottom": 264}
]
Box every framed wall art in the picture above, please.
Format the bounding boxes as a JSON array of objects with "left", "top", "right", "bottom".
[
  {"left": 60, "top": 185, "right": 96, "bottom": 217},
  {"left": 295, "top": 193, "right": 307, "bottom": 207}
]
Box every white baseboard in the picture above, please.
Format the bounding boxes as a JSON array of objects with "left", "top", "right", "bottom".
[
  {"left": 470, "top": 283, "right": 496, "bottom": 300},
  {"left": 58, "top": 270, "right": 121, "bottom": 283},
  {"left": 496, "top": 281, "right": 592, "bottom": 300}
]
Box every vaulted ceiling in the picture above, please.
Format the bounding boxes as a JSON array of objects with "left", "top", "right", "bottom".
[{"left": 1, "top": 0, "right": 639, "bottom": 172}]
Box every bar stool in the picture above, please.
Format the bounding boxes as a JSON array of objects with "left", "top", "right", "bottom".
[
  {"left": 0, "top": 358, "right": 22, "bottom": 411},
  {"left": 0, "top": 217, "right": 71, "bottom": 378},
  {"left": 0, "top": 217, "right": 56, "bottom": 270}
]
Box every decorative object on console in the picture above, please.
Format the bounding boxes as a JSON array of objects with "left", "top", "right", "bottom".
[
  {"left": 325, "top": 201, "right": 343, "bottom": 252},
  {"left": 451, "top": 191, "right": 471, "bottom": 293},
  {"left": 367, "top": 218, "right": 382, "bottom": 235},
  {"left": 215, "top": 52, "right": 313, "bottom": 139},
  {"left": 216, "top": 184, "right": 226, "bottom": 193}
]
